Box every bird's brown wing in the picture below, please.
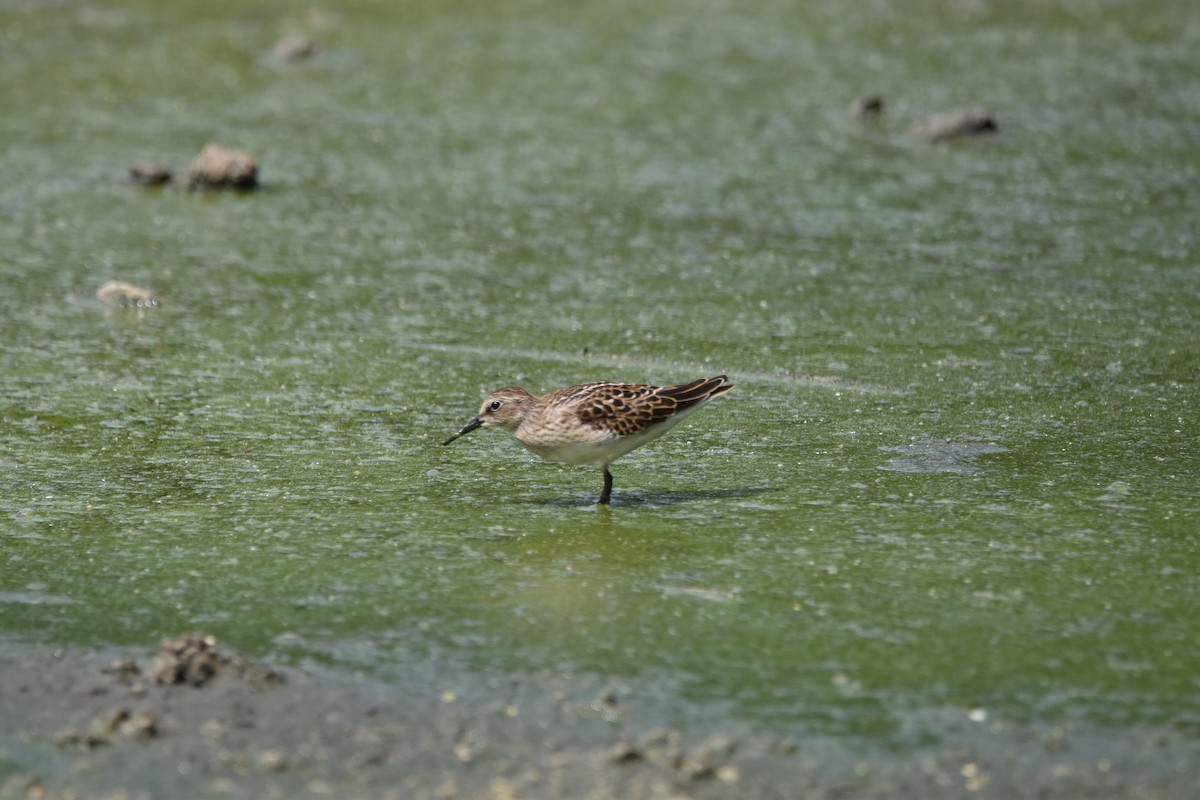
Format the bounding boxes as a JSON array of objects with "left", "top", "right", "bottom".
[{"left": 572, "top": 376, "right": 732, "bottom": 437}]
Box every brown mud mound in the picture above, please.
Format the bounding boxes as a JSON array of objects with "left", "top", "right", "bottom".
[
  {"left": 148, "top": 633, "right": 283, "bottom": 688},
  {"left": 179, "top": 144, "right": 259, "bottom": 191}
]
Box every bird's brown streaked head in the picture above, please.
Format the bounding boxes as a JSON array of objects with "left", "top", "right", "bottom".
[{"left": 442, "top": 387, "right": 537, "bottom": 445}]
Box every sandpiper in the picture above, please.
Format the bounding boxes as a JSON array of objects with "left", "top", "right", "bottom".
[{"left": 442, "top": 375, "right": 734, "bottom": 505}]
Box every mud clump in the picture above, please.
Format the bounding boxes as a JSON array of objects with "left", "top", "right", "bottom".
[
  {"left": 268, "top": 35, "right": 320, "bottom": 64},
  {"left": 96, "top": 280, "right": 160, "bottom": 308},
  {"left": 610, "top": 730, "right": 741, "bottom": 785},
  {"left": 54, "top": 708, "right": 159, "bottom": 751},
  {"left": 150, "top": 633, "right": 284, "bottom": 689},
  {"left": 851, "top": 94, "right": 886, "bottom": 119},
  {"left": 129, "top": 162, "right": 172, "bottom": 186},
  {"left": 44, "top": 635, "right": 279, "bottom": 759},
  {"left": 129, "top": 144, "right": 259, "bottom": 191},
  {"left": 150, "top": 633, "right": 226, "bottom": 687},
  {"left": 912, "top": 110, "right": 998, "bottom": 142},
  {"left": 179, "top": 144, "right": 259, "bottom": 190}
]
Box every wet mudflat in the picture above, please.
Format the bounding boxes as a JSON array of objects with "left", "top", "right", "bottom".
[
  {"left": 2, "top": 0, "right": 1198, "bottom": 797},
  {"left": 3, "top": 640, "right": 1196, "bottom": 800}
]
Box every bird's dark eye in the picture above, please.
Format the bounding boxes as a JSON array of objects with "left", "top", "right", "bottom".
[{"left": 488, "top": 400, "right": 503, "bottom": 411}]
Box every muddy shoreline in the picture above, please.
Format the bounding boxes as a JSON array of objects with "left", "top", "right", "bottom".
[{"left": 1, "top": 638, "right": 1195, "bottom": 799}]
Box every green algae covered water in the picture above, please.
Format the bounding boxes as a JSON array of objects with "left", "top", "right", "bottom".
[{"left": 2, "top": 0, "right": 1198, "bottom": 794}]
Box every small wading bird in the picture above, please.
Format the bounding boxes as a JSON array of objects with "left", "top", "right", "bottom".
[{"left": 442, "top": 375, "right": 734, "bottom": 505}]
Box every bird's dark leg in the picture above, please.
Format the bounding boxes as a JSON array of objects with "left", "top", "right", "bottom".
[{"left": 598, "top": 465, "right": 613, "bottom": 505}]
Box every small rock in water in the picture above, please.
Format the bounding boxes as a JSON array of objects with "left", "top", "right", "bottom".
[
  {"left": 269, "top": 35, "right": 321, "bottom": 63},
  {"left": 851, "top": 94, "right": 885, "bottom": 118},
  {"left": 97, "top": 280, "right": 160, "bottom": 308},
  {"left": 180, "top": 144, "right": 259, "bottom": 190},
  {"left": 129, "top": 162, "right": 172, "bottom": 186},
  {"left": 912, "top": 110, "right": 997, "bottom": 142}
]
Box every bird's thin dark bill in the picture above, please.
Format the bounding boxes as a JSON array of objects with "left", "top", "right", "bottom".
[{"left": 442, "top": 417, "right": 483, "bottom": 445}]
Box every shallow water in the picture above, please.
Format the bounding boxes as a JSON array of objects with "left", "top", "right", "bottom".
[{"left": 2, "top": 0, "right": 1198, "bottom": 785}]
